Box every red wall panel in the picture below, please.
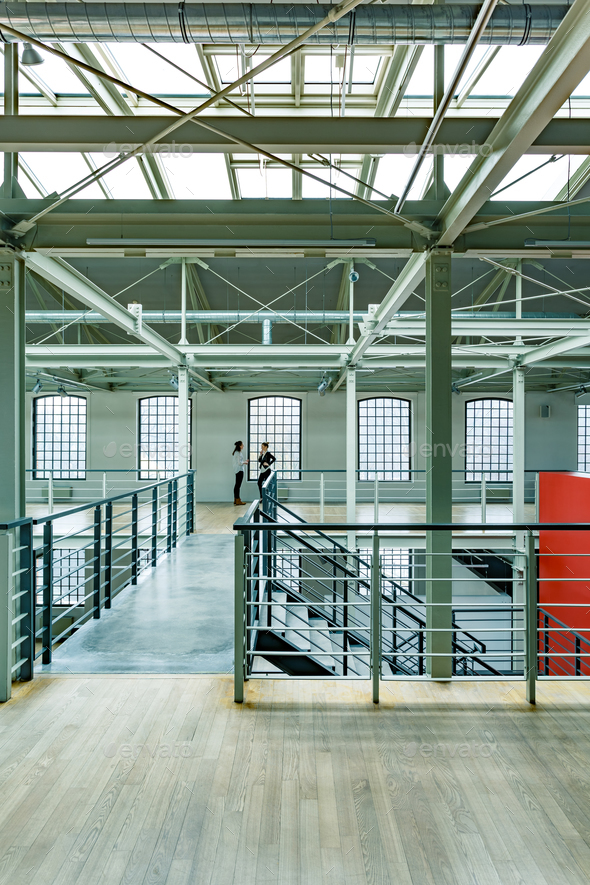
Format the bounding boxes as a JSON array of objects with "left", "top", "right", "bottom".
[{"left": 539, "top": 472, "right": 590, "bottom": 675}]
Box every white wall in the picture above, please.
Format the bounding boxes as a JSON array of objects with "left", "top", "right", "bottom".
[{"left": 24, "top": 386, "right": 580, "bottom": 504}]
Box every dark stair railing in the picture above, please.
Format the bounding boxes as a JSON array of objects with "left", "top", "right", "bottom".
[{"left": 243, "top": 476, "right": 502, "bottom": 679}]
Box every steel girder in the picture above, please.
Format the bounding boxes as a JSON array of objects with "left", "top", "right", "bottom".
[{"left": 2, "top": 115, "right": 590, "bottom": 155}]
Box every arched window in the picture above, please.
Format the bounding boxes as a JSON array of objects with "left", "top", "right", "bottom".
[
  {"left": 33, "top": 394, "right": 87, "bottom": 480},
  {"left": 578, "top": 405, "right": 590, "bottom": 471},
  {"left": 465, "top": 398, "right": 513, "bottom": 482},
  {"left": 138, "top": 396, "right": 192, "bottom": 479},
  {"left": 248, "top": 396, "right": 301, "bottom": 481},
  {"left": 358, "top": 397, "right": 411, "bottom": 481}
]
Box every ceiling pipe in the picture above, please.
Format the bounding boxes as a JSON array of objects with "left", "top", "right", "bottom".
[
  {"left": 0, "top": 3, "right": 567, "bottom": 45},
  {"left": 25, "top": 310, "right": 367, "bottom": 325}
]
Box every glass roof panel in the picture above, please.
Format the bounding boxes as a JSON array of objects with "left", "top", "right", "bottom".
[
  {"left": 239, "top": 166, "right": 291, "bottom": 198},
  {"left": 20, "top": 153, "right": 104, "bottom": 198},
  {"left": 105, "top": 43, "right": 209, "bottom": 96},
  {"left": 470, "top": 46, "right": 543, "bottom": 97},
  {"left": 373, "top": 155, "right": 433, "bottom": 202},
  {"left": 87, "top": 153, "right": 153, "bottom": 199},
  {"left": 304, "top": 54, "right": 380, "bottom": 85},
  {"left": 159, "top": 154, "right": 232, "bottom": 199},
  {"left": 489, "top": 155, "right": 586, "bottom": 200}
]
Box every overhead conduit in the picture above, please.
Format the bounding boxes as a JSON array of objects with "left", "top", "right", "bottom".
[{"left": 0, "top": 3, "right": 568, "bottom": 45}]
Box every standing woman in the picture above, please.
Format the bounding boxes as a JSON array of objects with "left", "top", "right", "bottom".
[
  {"left": 258, "top": 442, "right": 276, "bottom": 499},
  {"left": 232, "top": 441, "right": 248, "bottom": 506}
]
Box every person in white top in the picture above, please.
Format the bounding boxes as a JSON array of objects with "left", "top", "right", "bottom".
[{"left": 232, "top": 441, "right": 249, "bottom": 506}]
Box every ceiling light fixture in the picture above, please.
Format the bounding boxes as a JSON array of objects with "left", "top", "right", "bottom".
[
  {"left": 525, "top": 239, "right": 590, "bottom": 248},
  {"left": 86, "top": 238, "right": 377, "bottom": 248},
  {"left": 57, "top": 385, "right": 67, "bottom": 397},
  {"left": 32, "top": 379, "right": 42, "bottom": 394},
  {"left": 21, "top": 42, "right": 44, "bottom": 66},
  {"left": 318, "top": 373, "right": 331, "bottom": 396},
  {"left": 169, "top": 375, "right": 179, "bottom": 390}
]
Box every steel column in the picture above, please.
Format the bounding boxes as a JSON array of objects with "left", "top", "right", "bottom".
[
  {"left": 346, "top": 367, "right": 356, "bottom": 550},
  {"left": 371, "top": 532, "right": 380, "bottom": 704},
  {"left": 425, "top": 249, "right": 453, "bottom": 680},
  {"left": 234, "top": 531, "right": 245, "bottom": 703},
  {"left": 0, "top": 256, "right": 25, "bottom": 522},
  {"left": 513, "top": 366, "right": 526, "bottom": 523},
  {"left": 3, "top": 43, "right": 18, "bottom": 198},
  {"left": 526, "top": 530, "right": 537, "bottom": 704},
  {"left": 151, "top": 486, "right": 158, "bottom": 561}
]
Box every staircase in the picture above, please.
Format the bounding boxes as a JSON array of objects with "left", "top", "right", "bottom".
[{"left": 247, "top": 486, "right": 502, "bottom": 679}]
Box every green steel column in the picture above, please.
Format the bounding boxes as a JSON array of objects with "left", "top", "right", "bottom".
[
  {"left": 425, "top": 248, "right": 453, "bottom": 679},
  {"left": 0, "top": 255, "right": 26, "bottom": 522},
  {"left": 234, "top": 532, "right": 245, "bottom": 703},
  {"left": 525, "top": 530, "right": 537, "bottom": 705},
  {"left": 3, "top": 44, "right": 18, "bottom": 198},
  {"left": 433, "top": 45, "right": 445, "bottom": 201}
]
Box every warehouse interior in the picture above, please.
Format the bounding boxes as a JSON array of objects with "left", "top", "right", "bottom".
[{"left": 2, "top": 0, "right": 590, "bottom": 882}]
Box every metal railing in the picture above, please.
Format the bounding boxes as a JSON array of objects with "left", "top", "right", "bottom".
[
  {"left": 234, "top": 471, "right": 590, "bottom": 704},
  {"left": 0, "top": 471, "right": 194, "bottom": 699},
  {"left": 25, "top": 468, "right": 180, "bottom": 509},
  {"left": 272, "top": 468, "right": 547, "bottom": 521},
  {"left": 234, "top": 473, "right": 535, "bottom": 703}
]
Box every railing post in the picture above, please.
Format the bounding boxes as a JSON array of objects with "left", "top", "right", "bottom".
[
  {"left": 167, "top": 481, "right": 173, "bottom": 553},
  {"left": 481, "top": 477, "right": 486, "bottom": 524},
  {"left": 131, "top": 494, "right": 138, "bottom": 585},
  {"left": 320, "top": 473, "right": 325, "bottom": 523},
  {"left": 371, "top": 531, "right": 380, "bottom": 704},
  {"left": 0, "top": 531, "right": 13, "bottom": 701},
  {"left": 535, "top": 471, "right": 540, "bottom": 524},
  {"left": 102, "top": 471, "right": 107, "bottom": 499},
  {"left": 186, "top": 472, "right": 194, "bottom": 535},
  {"left": 93, "top": 505, "right": 102, "bottom": 616},
  {"left": 48, "top": 470, "right": 54, "bottom": 513},
  {"left": 151, "top": 486, "right": 158, "bottom": 565},
  {"left": 575, "top": 635, "right": 581, "bottom": 677},
  {"left": 105, "top": 501, "right": 113, "bottom": 609},
  {"left": 42, "top": 521, "right": 53, "bottom": 664},
  {"left": 374, "top": 475, "right": 379, "bottom": 524},
  {"left": 525, "top": 530, "right": 537, "bottom": 705},
  {"left": 19, "top": 521, "right": 34, "bottom": 682},
  {"left": 173, "top": 479, "right": 178, "bottom": 547},
  {"left": 234, "top": 532, "right": 245, "bottom": 703}
]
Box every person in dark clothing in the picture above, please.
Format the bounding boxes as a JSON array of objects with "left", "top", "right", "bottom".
[{"left": 257, "top": 442, "right": 276, "bottom": 498}]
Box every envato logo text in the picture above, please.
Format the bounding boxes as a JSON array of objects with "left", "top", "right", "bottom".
[
  {"left": 403, "top": 141, "right": 493, "bottom": 158},
  {"left": 103, "top": 441, "right": 193, "bottom": 459},
  {"left": 404, "top": 741, "right": 494, "bottom": 759},
  {"left": 103, "top": 741, "right": 194, "bottom": 758},
  {"left": 103, "top": 141, "right": 194, "bottom": 160},
  {"left": 402, "top": 442, "right": 499, "bottom": 459}
]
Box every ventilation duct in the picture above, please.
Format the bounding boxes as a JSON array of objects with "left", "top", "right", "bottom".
[{"left": 0, "top": 3, "right": 568, "bottom": 45}]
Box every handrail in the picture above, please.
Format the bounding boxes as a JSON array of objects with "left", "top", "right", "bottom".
[
  {"left": 0, "top": 516, "right": 34, "bottom": 530},
  {"left": 539, "top": 606, "right": 590, "bottom": 649},
  {"left": 235, "top": 518, "right": 589, "bottom": 531}
]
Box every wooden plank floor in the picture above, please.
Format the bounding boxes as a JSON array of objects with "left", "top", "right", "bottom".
[{"left": 1, "top": 677, "right": 589, "bottom": 884}]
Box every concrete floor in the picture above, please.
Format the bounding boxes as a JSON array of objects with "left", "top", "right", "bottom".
[{"left": 41, "top": 535, "right": 234, "bottom": 675}]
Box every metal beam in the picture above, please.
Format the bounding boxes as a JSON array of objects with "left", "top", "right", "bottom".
[
  {"left": 4, "top": 115, "right": 590, "bottom": 155},
  {"left": 437, "top": 0, "right": 590, "bottom": 245},
  {"left": 24, "top": 253, "right": 184, "bottom": 365},
  {"left": 344, "top": 252, "right": 428, "bottom": 371},
  {"left": 375, "top": 45, "right": 423, "bottom": 118}
]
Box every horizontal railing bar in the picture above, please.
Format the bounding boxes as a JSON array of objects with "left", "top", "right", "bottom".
[
  {"left": 32, "top": 471, "right": 193, "bottom": 524},
  {"left": 11, "top": 657, "right": 28, "bottom": 673}
]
